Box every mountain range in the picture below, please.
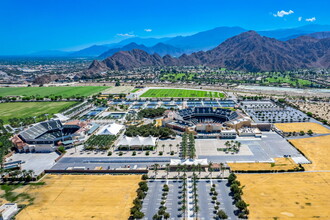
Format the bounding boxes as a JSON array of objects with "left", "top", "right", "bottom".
[
  {"left": 30, "top": 24, "right": 330, "bottom": 58},
  {"left": 87, "top": 31, "right": 330, "bottom": 73},
  {"left": 98, "top": 42, "right": 183, "bottom": 58}
]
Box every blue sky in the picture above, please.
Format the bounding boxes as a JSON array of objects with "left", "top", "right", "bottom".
[{"left": 0, "top": 0, "right": 329, "bottom": 55}]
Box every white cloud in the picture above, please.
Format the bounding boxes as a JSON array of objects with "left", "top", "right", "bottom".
[
  {"left": 298, "top": 16, "right": 302, "bottom": 21},
  {"left": 273, "top": 10, "right": 294, "bottom": 17},
  {"left": 117, "top": 33, "right": 135, "bottom": 37},
  {"left": 305, "top": 17, "right": 316, "bottom": 22},
  {"left": 144, "top": 29, "right": 152, "bottom": 32}
]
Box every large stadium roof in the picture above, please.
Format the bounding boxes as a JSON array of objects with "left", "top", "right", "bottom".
[{"left": 19, "top": 120, "right": 63, "bottom": 141}]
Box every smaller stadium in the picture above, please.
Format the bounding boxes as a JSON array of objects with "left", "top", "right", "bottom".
[{"left": 13, "top": 120, "right": 88, "bottom": 152}]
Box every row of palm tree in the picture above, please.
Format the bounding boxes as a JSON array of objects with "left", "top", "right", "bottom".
[
  {"left": 1, "top": 169, "right": 35, "bottom": 182},
  {"left": 192, "top": 173, "right": 199, "bottom": 219}
]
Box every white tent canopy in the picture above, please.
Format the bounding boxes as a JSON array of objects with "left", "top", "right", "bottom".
[
  {"left": 170, "top": 159, "right": 208, "bottom": 166},
  {"left": 117, "top": 135, "right": 158, "bottom": 147},
  {"left": 97, "top": 123, "right": 124, "bottom": 135}
]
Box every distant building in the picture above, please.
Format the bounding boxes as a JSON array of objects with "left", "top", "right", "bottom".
[{"left": 0, "top": 203, "right": 18, "bottom": 220}]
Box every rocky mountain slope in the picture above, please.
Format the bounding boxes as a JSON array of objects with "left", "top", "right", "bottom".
[{"left": 87, "top": 31, "right": 330, "bottom": 73}]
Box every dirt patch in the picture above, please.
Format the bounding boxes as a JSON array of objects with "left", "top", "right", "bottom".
[
  {"left": 275, "top": 122, "right": 330, "bottom": 134},
  {"left": 290, "top": 135, "right": 330, "bottom": 171},
  {"left": 237, "top": 172, "right": 330, "bottom": 220},
  {"left": 16, "top": 174, "right": 141, "bottom": 220}
]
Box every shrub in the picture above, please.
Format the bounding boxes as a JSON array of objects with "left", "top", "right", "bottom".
[
  {"left": 159, "top": 151, "right": 163, "bottom": 156},
  {"left": 107, "top": 151, "right": 112, "bottom": 156}
]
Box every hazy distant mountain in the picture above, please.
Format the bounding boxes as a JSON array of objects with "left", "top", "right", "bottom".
[
  {"left": 280, "top": 31, "right": 330, "bottom": 41},
  {"left": 69, "top": 45, "right": 111, "bottom": 57},
  {"left": 88, "top": 31, "right": 330, "bottom": 73},
  {"left": 99, "top": 42, "right": 184, "bottom": 58},
  {"left": 117, "top": 37, "right": 171, "bottom": 47},
  {"left": 165, "top": 26, "right": 247, "bottom": 51},
  {"left": 29, "top": 24, "right": 330, "bottom": 57},
  {"left": 259, "top": 24, "right": 330, "bottom": 39}
]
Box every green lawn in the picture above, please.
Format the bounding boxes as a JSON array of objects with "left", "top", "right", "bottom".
[
  {"left": 0, "top": 102, "right": 77, "bottom": 123},
  {"left": 0, "top": 86, "right": 109, "bottom": 98},
  {"left": 140, "top": 89, "right": 225, "bottom": 98},
  {"left": 265, "top": 77, "right": 312, "bottom": 87}
]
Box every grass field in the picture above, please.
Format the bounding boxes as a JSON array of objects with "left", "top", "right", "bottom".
[
  {"left": 0, "top": 86, "right": 108, "bottom": 98},
  {"left": 228, "top": 158, "right": 299, "bottom": 171},
  {"left": 237, "top": 172, "right": 330, "bottom": 219},
  {"left": 140, "top": 88, "right": 225, "bottom": 98},
  {"left": 265, "top": 76, "right": 312, "bottom": 87},
  {"left": 290, "top": 135, "right": 330, "bottom": 171},
  {"left": 275, "top": 122, "right": 330, "bottom": 134},
  {"left": 0, "top": 102, "right": 77, "bottom": 123},
  {"left": 17, "top": 175, "right": 141, "bottom": 220}
]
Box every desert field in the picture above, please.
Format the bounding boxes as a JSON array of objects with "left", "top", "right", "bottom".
[
  {"left": 0, "top": 102, "right": 77, "bottom": 123},
  {"left": 228, "top": 158, "right": 299, "bottom": 171},
  {"left": 275, "top": 122, "right": 330, "bottom": 134},
  {"left": 17, "top": 174, "right": 141, "bottom": 220},
  {"left": 290, "top": 100, "right": 330, "bottom": 124},
  {"left": 0, "top": 86, "right": 108, "bottom": 98},
  {"left": 237, "top": 172, "right": 330, "bottom": 220},
  {"left": 140, "top": 88, "right": 225, "bottom": 98},
  {"left": 290, "top": 135, "right": 330, "bottom": 171},
  {"left": 101, "top": 86, "right": 135, "bottom": 94}
]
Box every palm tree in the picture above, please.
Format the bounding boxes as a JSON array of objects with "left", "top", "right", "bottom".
[
  {"left": 197, "top": 163, "right": 202, "bottom": 178},
  {"left": 176, "top": 144, "right": 180, "bottom": 153},
  {"left": 153, "top": 164, "right": 159, "bottom": 178},
  {"left": 162, "top": 144, "right": 165, "bottom": 153},
  {"left": 169, "top": 144, "right": 172, "bottom": 153},
  {"left": 177, "top": 164, "right": 182, "bottom": 177},
  {"left": 208, "top": 162, "right": 213, "bottom": 178},
  {"left": 165, "top": 164, "right": 170, "bottom": 179}
]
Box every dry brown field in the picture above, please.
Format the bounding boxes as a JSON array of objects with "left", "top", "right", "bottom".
[
  {"left": 237, "top": 172, "right": 330, "bottom": 220},
  {"left": 228, "top": 158, "right": 299, "bottom": 171},
  {"left": 16, "top": 174, "right": 141, "bottom": 220},
  {"left": 275, "top": 122, "right": 330, "bottom": 134},
  {"left": 290, "top": 135, "right": 330, "bottom": 171}
]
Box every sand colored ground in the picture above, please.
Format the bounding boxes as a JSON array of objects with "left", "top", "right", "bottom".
[
  {"left": 238, "top": 172, "right": 330, "bottom": 220},
  {"left": 290, "top": 135, "right": 330, "bottom": 171},
  {"left": 228, "top": 158, "right": 299, "bottom": 171},
  {"left": 290, "top": 100, "right": 330, "bottom": 124},
  {"left": 275, "top": 122, "right": 330, "bottom": 134},
  {"left": 102, "top": 86, "right": 134, "bottom": 94},
  {"left": 17, "top": 174, "right": 141, "bottom": 220}
]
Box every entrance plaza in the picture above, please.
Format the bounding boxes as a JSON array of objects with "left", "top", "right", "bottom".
[{"left": 195, "top": 132, "right": 309, "bottom": 163}]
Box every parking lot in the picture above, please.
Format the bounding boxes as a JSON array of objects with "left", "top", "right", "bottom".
[
  {"left": 142, "top": 179, "right": 237, "bottom": 220},
  {"left": 7, "top": 152, "right": 59, "bottom": 175}
]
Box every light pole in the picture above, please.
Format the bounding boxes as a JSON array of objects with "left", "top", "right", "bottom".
[
  {"left": 45, "top": 114, "right": 49, "bottom": 121},
  {"left": 33, "top": 116, "right": 37, "bottom": 124}
]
